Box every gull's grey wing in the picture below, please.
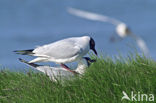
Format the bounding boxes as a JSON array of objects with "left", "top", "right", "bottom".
[{"left": 33, "top": 39, "right": 82, "bottom": 59}]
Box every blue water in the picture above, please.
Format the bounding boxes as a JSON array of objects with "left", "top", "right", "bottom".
[{"left": 0, "top": 0, "right": 156, "bottom": 70}]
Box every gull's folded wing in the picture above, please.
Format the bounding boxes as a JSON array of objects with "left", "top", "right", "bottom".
[{"left": 33, "top": 39, "right": 82, "bottom": 59}]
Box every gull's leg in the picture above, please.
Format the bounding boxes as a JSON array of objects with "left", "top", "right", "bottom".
[{"left": 60, "top": 64, "right": 78, "bottom": 74}]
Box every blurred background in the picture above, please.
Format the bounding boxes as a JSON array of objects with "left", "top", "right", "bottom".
[{"left": 0, "top": 0, "right": 156, "bottom": 70}]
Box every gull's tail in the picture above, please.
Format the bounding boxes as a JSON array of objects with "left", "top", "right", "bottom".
[{"left": 14, "top": 49, "right": 34, "bottom": 55}]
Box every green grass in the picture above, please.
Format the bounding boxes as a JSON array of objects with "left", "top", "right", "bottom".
[{"left": 0, "top": 55, "right": 156, "bottom": 103}]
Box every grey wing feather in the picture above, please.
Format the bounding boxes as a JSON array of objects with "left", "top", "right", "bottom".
[{"left": 33, "top": 39, "right": 81, "bottom": 59}]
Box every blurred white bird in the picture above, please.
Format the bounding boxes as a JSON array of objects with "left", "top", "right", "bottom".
[
  {"left": 67, "top": 7, "right": 150, "bottom": 56},
  {"left": 14, "top": 36, "right": 97, "bottom": 73},
  {"left": 19, "top": 57, "right": 96, "bottom": 81}
]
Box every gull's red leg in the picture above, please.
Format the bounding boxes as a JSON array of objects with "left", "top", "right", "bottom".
[{"left": 60, "top": 64, "right": 78, "bottom": 74}]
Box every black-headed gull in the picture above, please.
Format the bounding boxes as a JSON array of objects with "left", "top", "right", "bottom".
[
  {"left": 19, "top": 57, "right": 96, "bottom": 81},
  {"left": 67, "top": 8, "right": 150, "bottom": 56},
  {"left": 14, "top": 36, "right": 97, "bottom": 73}
]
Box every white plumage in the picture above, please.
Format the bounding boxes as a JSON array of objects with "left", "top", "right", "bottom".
[
  {"left": 30, "top": 36, "right": 91, "bottom": 63},
  {"left": 19, "top": 57, "right": 96, "bottom": 81},
  {"left": 15, "top": 36, "right": 97, "bottom": 73}
]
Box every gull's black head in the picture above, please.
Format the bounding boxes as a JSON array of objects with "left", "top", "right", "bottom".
[
  {"left": 89, "top": 37, "right": 97, "bottom": 55},
  {"left": 83, "top": 57, "right": 96, "bottom": 67}
]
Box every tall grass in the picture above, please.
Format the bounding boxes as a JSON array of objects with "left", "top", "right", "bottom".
[{"left": 0, "top": 55, "right": 156, "bottom": 103}]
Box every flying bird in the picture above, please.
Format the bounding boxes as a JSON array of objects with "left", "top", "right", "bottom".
[
  {"left": 14, "top": 36, "right": 97, "bottom": 73},
  {"left": 19, "top": 57, "right": 96, "bottom": 81},
  {"left": 67, "top": 7, "right": 150, "bottom": 56}
]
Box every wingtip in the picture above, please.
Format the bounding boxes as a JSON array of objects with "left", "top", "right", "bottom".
[
  {"left": 13, "top": 50, "right": 23, "bottom": 53},
  {"left": 13, "top": 50, "right": 18, "bottom": 52},
  {"left": 18, "top": 58, "right": 22, "bottom": 61},
  {"left": 15, "top": 52, "right": 24, "bottom": 55},
  {"left": 18, "top": 58, "right": 27, "bottom": 63},
  {"left": 18, "top": 58, "right": 24, "bottom": 62}
]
